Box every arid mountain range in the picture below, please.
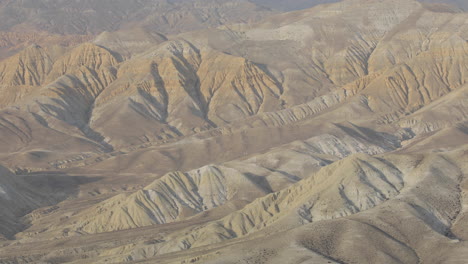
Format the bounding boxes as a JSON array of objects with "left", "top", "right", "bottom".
[
  {"left": 253, "top": 0, "right": 467, "bottom": 11},
  {"left": 0, "top": 0, "right": 274, "bottom": 59},
  {"left": 0, "top": 0, "right": 467, "bottom": 263},
  {"left": 0, "top": 0, "right": 274, "bottom": 35}
]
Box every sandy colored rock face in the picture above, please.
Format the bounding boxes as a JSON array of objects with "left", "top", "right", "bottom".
[{"left": 0, "top": 0, "right": 467, "bottom": 263}]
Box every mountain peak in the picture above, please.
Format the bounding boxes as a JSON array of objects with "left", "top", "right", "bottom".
[{"left": 0, "top": 0, "right": 466, "bottom": 263}]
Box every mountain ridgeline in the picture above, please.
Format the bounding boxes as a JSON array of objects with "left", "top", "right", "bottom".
[{"left": 0, "top": 0, "right": 466, "bottom": 263}]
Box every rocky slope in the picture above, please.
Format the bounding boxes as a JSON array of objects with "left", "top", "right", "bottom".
[
  {"left": 1, "top": 146, "right": 466, "bottom": 263},
  {"left": 108, "top": 151, "right": 442, "bottom": 262},
  {"left": 36, "top": 123, "right": 394, "bottom": 237},
  {"left": 0, "top": 0, "right": 464, "bottom": 170},
  {"left": 0, "top": 0, "right": 466, "bottom": 263}
]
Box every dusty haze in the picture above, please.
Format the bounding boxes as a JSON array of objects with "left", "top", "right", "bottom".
[{"left": 0, "top": 0, "right": 466, "bottom": 263}]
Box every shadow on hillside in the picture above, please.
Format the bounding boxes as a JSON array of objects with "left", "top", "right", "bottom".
[
  {"left": 2, "top": 173, "right": 102, "bottom": 240},
  {"left": 21, "top": 173, "right": 102, "bottom": 202}
]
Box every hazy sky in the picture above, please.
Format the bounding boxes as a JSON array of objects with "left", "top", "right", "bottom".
[{"left": 251, "top": 0, "right": 466, "bottom": 11}]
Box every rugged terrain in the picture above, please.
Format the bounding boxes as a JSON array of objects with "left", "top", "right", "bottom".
[
  {"left": 0, "top": 0, "right": 275, "bottom": 35},
  {"left": 0, "top": 0, "right": 466, "bottom": 263},
  {"left": 0, "top": 0, "right": 275, "bottom": 60}
]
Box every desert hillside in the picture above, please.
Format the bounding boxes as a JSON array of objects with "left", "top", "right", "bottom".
[
  {"left": 0, "top": 0, "right": 466, "bottom": 263},
  {"left": 0, "top": 0, "right": 275, "bottom": 60}
]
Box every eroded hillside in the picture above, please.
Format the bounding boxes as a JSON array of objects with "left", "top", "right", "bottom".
[{"left": 0, "top": 0, "right": 466, "bottom": 263}]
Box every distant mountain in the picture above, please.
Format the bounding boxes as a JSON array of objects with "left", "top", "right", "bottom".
[
  {"left": 0, "top": 0, "right": 275, "bottom": 59},
  {"left": 0, "top": 0, "right": 274, "bottom": 35},
  {"left": 420, "top": 0, "right": 467, "bottom": 10},
  {"left": 0, "top": 0, "right": 466, "bottom": 263},
  {"left": 0, "top": 0, "right": 464, "bottom": 170},
  {"left": 252, "top": 0, "right": 467, "bottom": 11},
  {"left": 251, "top": 0, "right": 339, "bottom": 11}
]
